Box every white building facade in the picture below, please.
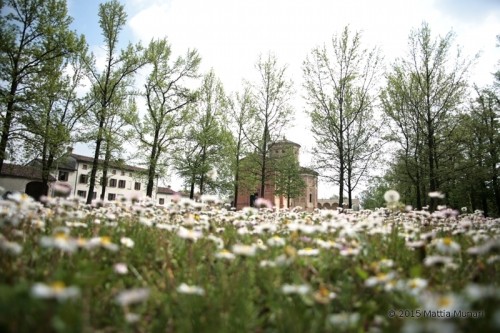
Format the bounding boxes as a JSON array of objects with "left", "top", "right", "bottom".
[{"left": 56, "top": 153, "right": 150, "bottom": 202}]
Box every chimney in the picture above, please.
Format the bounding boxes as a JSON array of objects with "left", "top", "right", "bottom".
[{"left": 66, "top": 146, "right": 73, "bottom": 155}]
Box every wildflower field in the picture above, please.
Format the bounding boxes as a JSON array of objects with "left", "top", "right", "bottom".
[{"left": 0, "top": 193, "right": 499, "bottom": 333}]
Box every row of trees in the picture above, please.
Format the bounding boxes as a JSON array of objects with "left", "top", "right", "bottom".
[
  {"left": 1, "top": 0, "right": 498, "bottom": 215},
  {"left": 360, "top": 26, "right": 500, "bottom": 216},
  {"left": 0, "top": 0, "right": 303, "bottom": 207}
]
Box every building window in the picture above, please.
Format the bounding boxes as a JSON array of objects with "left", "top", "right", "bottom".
[
  {"left": 99, "top": 177, "right": 106, "bottom": 185},
  {"left": 79, "top": 174, "right": 88, "bottom": 184},
  {"left": 109, "top": 178, "right": 117, "bottom": 187},
  {"left": 134, "top": 182, "right": 141, "bottom": 191},
  {"left": 58, "top": 171, "right": 69, "bottom": 181},
  {"left": 108, "top": 193, "right": 116, "bottom": 201},
  {"left": 121, "top": 170, "right": 125, "bottom": 176},
  {"left": 93, "top": 192, "right": 97, "bottom": 199},
  {"left": 112, "top": 169, "right": 116, "bottom": 175},
  {"left": 159, "top": 198, "right": 165, "bottom": 205},
  {"left": 309, "top": 193, "right": 312, "bottom": 203},
  {"left": 77, "top": 190, "right": 86, "bottom": 198},
  {"left": 129, "top": 172, "right": 133, "bottom": 177},
  {"left": 82, "top": 164, "right": 88, "bottom": 170},
  {"left": 118, "top": 180, "right": 126, "bottom": 188}
]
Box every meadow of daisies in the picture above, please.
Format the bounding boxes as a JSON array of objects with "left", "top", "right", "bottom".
[{"left": 0, "top": 190, "right": 499, "bottom": 333}]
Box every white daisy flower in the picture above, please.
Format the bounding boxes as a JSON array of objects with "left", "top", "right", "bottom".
[
  {"left": 113, "top": 263, "right": 128, "bottom": 275},
  {"left": 31, "top": 282, "right": 80, "bottom": 302},
  {"left": 281, "top": 283, "right": 310, "bottom": 295},
  {"left": 115, "top": 288, "right": 150, "bottom": 306},
  {"left": 215, "top": 249, "right": 236, "bottom": 260},
  {"left": 177, "top": 227, "right": 203, "bottom": 242},
  {"left": 120, "top": 237, "right": 135, "bottom": 248},
  {"left": 384, "top": 190, "right": 400, "bottom": 203},
  {"left": 177, "top": 283, "right": 205, "bottom": 296},
  {"left": 434, "top": 237, "right": 461, "bottom": 255},
  {"left": 297, "top": 248, "right": 320, "bottom": 256},
  {"left": 232, "top": 244, "right": 257, "bottom": 257}
]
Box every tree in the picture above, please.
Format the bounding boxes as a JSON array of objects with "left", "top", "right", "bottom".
[
  {"left": 98, "top": 90, "right": 137, "bottom": 200},
  {"left": 360, "top": 176, "right": 390, "bottom": 209},
  {"left": 303, "top": 26, "right": 382, "bottom": 208},
  {"left": 83, "top": 0, "right": 144, "bottom": 204},
  {"left": 228, "top": 88, "right": 256, "bottom": 207},
  {"left": 381, "top": 22, "right": 474, "bottom": 210},
  {"left": 20, "top": 37, "right": 90, "bottom": 193},
  {"left": 173, "top": 71, "right": 231, "bottom": 198},
  {"left": 273, "top": 147, "right": 306, "bottom": 207},
  {"left": 133, "top": 38, "right": 200, "bottom": 197},
  {"left": 247, "top": 53, "right": 294, "bottom": 198},
  {"left": 459, "top": 87, "right": 500, "bottom": 215},
  {"left": 0, "top": 0, "right": 79, "bottom": 174}
]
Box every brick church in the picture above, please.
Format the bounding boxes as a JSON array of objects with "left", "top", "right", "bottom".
[{"left": 235, "top": 139, "right": 318, "bottom": 211}]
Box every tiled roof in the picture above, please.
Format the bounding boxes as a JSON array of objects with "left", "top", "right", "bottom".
[
  {"left": 270, "top": 138, "right": 301, "bottom": 148},
  {"left": 300, "top": 167, "right": 319, "bottom": 176},
  {"left": 70, "top": 154, "right": 147, "bottom": 172},
  {"left": 0, "top": 164, "right": 56, "bottom": 181},
  {"left": 157, "top": 186, "right": 176, "bottom": 195}
]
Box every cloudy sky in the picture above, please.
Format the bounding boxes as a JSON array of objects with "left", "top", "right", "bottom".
[{"left": 67, "top": 0, "right": 500, "bottom": 198}]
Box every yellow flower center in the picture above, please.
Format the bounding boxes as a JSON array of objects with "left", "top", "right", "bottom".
[
  {"left": 285, "top": 246, "right": 297, "bottom": 257},
  {"left": 100, "top": 236, "right": 111, "bottom": 245},
  {"left": 318, "top": 286, "right": 330, "bottom": 297},
  {"left": 437, "top": 296, "right": 451, "bottom": 308},
  {"left": 54, "top": 233, "right": 68, "bottom": 240},
  {"left": 76, "top": 237, "right": 87, "bottom": 246},
  {"left": 443, "top": 238, "right": 453, "bottom": 246},
  {"left": 50, "top": 281, "right": 66, "bottom": 292}
]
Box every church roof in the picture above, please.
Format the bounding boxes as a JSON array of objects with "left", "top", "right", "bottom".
[
  {"left": 270, "top": 138, "right": 301, "bottom": 148},
  {"left": 0, "top": 164, "right": 56, "bottom": 181},
  {"left": 300, "top": 167, "right": 319, "bottom": 176}
]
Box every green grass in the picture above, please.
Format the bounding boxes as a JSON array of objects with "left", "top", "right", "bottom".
[{"left": 0, "top": 196, "right": 499, "bottom": 332}]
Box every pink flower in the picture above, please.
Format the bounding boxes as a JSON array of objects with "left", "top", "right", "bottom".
[
  {"left": 254, "top": 198, "right": 273, "bottom": 209},
  {"left": 52, "top": 182, "right": 72, "bottom": 198}
]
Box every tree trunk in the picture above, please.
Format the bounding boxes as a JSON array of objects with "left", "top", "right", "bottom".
[
  {"left": 86, "top": 111, "right": 106, "bottom": 204},
  {"left": 480, "top": 181, "right": 489, "bottom": 217},
  {"left": 338, "top": 97, "right": 344, "bottom": 208},
  {"left": 100, "top": 141, "right": 111, "bottom": 200},
  {"left": 492, "top": 175, "right": 500, "bottom": 216},
  {"left": 0, "top": 81, "right": 18, "bottom": 175},
  {"left": 469, "top": 185, "right": 476, "bottom": 212},
  {"left": 146, "top": 129, "right": 160, "bottom": 197},
  {"left": 233, "top": 163, "right": 240, "bottom": 208},
  {"left": 189, "top": 174, "right": 195, "bottom": 199},
  {"left": 199, "top": 145, "right": 207, "bottom": 195},
  {"left": 260, "top": 124, "right": 269, "bottom": 198},
  {"left": 42, "top": 153, "right": 55, "bottom": 196},
  {"left": 347, "top": 165, "right": 352, "bottom": 209}
]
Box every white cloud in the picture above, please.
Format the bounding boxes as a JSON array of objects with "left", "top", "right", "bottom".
[{"left": 123, "top": 0, "right": 500, "bottom": 198}]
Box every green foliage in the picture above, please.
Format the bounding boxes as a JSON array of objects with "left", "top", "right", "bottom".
[
  {"left": 173, "top": 71, "right": 233, "bottom": 197},
  {"left": 273, "top": 148, "right": 306, "bottom": 205},
  {"left": 81, "top": 0, "right": 145, "bottom": 203},
  {"left": 360, "top": 177, "right": 390, "bottom": 209},
  {"left": 246, "top": 53, "right": 295, "bottom": 196},
  {"left": 0, "top": 196, "right": 498, "bottom": 332},
  {"left": 133, "top": 38, "right": 200, "bottom": 197},
  {"left": 381, "top": 22, "right": 475, "bottom": 211},
  {"left": 0, "top": 0, "right": 81, "bottom": 169},
  {"left": 303, "top": 26, "right": 383, "bottom": 207}
]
